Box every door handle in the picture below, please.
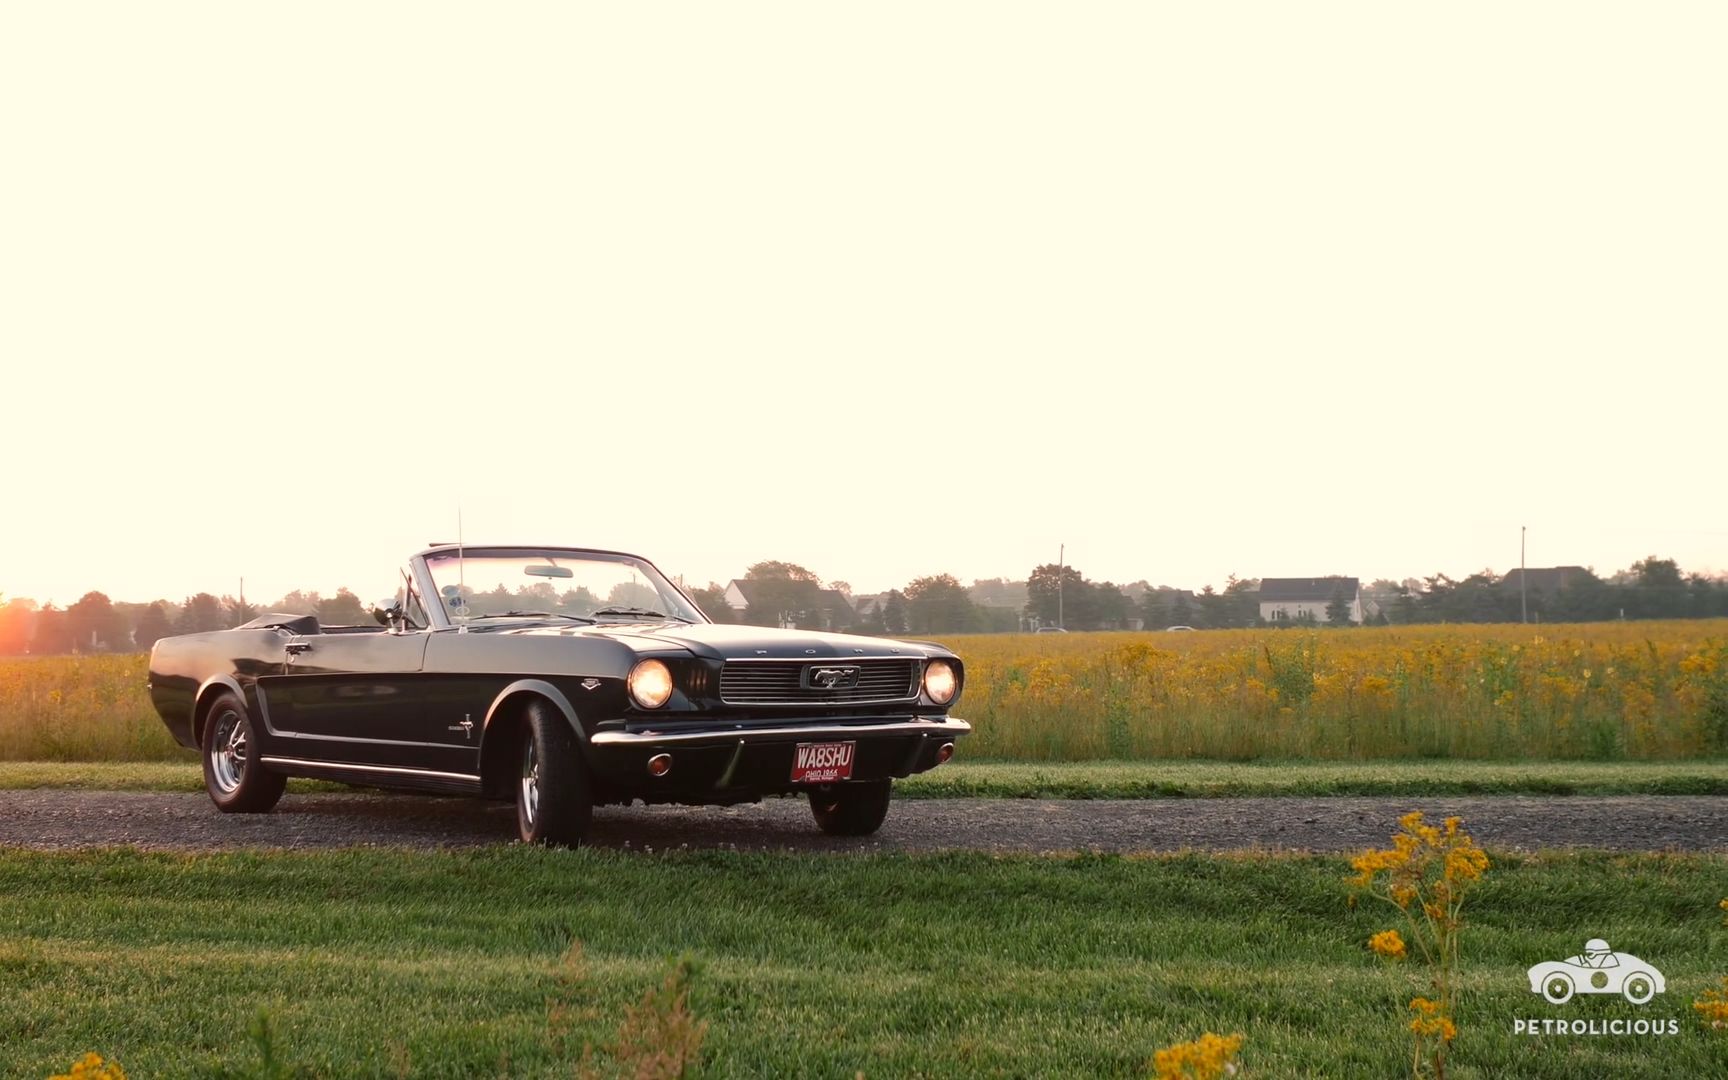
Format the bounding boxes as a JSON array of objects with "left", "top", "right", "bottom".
[{"left": 286, "top": 641, "right": 313, "bottom": 655}]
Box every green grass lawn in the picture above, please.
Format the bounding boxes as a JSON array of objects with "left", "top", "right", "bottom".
[
  {"left": 8, "top": 759, "right": 1728, "bottom": 799},
  {"left": 1, "top": 847, "right": 1725, "bottom": 1078}
]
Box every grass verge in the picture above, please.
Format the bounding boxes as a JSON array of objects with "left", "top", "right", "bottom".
[
  {"left": 7, "top": 759, "right": 1728, "bottom": 799},
  {"left": 899, "top": 759, "right": 1728, "bottom": 799},
  {"left": 1, "top": 847, "right": 1725, "bottom": 1077}
]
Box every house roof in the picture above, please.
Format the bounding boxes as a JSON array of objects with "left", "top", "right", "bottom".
[
  {"left": 816, "top": 589, "right": 853, "bottom": 613},
  {"left": 724, "top": 579, "right": 759, "bottom": 606},
  {"left": 1501, "top": 567, "right": 1589, "bottom": 593},
  {"left": 723, "top": 579, "right": 852, "bottom": 615},
  {"left": 1257, "top": 577, "right": 1360, "bottom": 603}
]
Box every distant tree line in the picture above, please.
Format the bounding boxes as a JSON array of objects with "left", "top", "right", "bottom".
[
  {"left": 1370, "top": 557, "right": 1728, "bottom": 626},
  {"left": 2, "top": 554, "right": 1722, "bottom": 655},
  {"left": 689, "top": 562, "right": 1021, "bottom": 637},
  {"left": 0, "top": 587, "right": 373, "bottom": 656}
]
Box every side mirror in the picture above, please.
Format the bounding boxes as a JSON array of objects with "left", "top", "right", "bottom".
[{"left": 372, "top": 598, "right": 404, "bottom": 629}]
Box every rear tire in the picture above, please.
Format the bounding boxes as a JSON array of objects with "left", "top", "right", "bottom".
[
  {"left": 201, "top": 690, "right": 286, "bottom": 813},
  {"left": 809, "top": 779, "right": 892, "bottom": 836},
  {"left": 516, "top": 698, "right": 593, "bottom": 847}
]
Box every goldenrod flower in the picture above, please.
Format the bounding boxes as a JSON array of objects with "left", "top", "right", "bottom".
[
  {"left": 1696, "top": 977, "right": 1728, "bottom": 1031},
  {"left": 1351, "top": 814, "right": 1488, "bottom": 1076},
  {"left": 1369, "top": 929, "right": 1406, "bottom": 959},
  {"left": 1408, "top": 998, "right": 1457, "bottom": 1042},
  {"left": 1150, "top": 1032, "right": 1244, "bottom": 1080},
  {"left": 49, "top": 1053, "right": 127, "bottom": 1080}
]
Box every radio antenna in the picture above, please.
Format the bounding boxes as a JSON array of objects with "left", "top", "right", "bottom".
[{"left": 456, "top": 507, "right": 468, "bottom": 633}]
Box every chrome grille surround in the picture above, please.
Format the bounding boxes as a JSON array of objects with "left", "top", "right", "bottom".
[{"left": 719, "top": 657, "right": 920, "bottom": 706}]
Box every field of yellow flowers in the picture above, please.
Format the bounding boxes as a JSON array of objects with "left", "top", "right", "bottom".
[
  {"left": 0, "top": 653, "right": 179, "bottom": 761},
  {"left": 2, "top": 620, "right": 1725, "bottom": 762},
  {"left": 949, "top": 621, "right": 1728, "bottom": 761}
]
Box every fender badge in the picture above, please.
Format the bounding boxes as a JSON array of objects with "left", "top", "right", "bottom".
[{"left": 580, "top": 678, "right": 601, "bottom": 691}]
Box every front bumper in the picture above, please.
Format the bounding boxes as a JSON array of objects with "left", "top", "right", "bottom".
[
  {"left": 590, "top": 716, "right": 972, "bottom": 748},
  {"left": 586, "top": 715, "right": 971, "bottom": 797}
]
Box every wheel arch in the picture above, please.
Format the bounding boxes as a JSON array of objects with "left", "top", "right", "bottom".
[
  {"left": 478, "top": 680, "right": 588, "bottom": 799},
  {"left": 191, "top": 675, "right": 248, "bottom": 750}
]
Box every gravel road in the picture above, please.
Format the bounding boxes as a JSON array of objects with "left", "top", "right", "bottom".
[{"left": 1, "top": 790, "right": 1725, "bottom": 853}]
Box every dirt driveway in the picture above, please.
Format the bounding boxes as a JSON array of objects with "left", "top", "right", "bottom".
[{"left": 2, "top": 790, "right": 1724, "bottom": 854}]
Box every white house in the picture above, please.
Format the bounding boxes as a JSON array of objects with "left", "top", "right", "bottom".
[
  {"left": 721, "top": 579, "right": 854, "bottom": 630},
  {"left": 1257, "top": 577, "right": 1362, "bottom": 624}
]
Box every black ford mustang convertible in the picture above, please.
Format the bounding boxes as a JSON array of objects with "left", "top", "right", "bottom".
[{"left": 147, "top": 545, "right": 969, "bottom": 845}]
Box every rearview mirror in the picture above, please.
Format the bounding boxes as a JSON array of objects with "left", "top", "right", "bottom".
[{"left": 524, "top": 564, "right": 574, "bottom": 578}]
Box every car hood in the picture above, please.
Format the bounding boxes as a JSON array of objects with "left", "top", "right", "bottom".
[{"left": 503, "top": 621, "right": 955, "bottom": 662}]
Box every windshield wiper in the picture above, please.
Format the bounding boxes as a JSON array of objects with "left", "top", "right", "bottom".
[
  {"left": 469, "top": 611, "right": 596, "bottom": 623},
  {"left": 590, "top": 607, "right": 690, "bottom": 623}
]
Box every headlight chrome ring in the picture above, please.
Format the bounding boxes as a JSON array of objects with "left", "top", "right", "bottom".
[
  {"left": 923, "top": 659, "right": 958, "bottom": 705},
  {"left": 628, "top": 659, "right": 674, "bottom": 709}
]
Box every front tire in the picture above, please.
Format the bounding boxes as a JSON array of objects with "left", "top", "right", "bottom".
[
  {"left": 809, "top": 779, "right": 892, "bottom": 836},
  {"left": 516, "top": 698, "right": 593, "bottom": 847},
  {"left": 201, "top": 691, "right": 285, "bottom": 813}
]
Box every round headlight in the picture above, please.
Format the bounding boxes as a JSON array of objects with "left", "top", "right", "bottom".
[
  {"left": 628, "top": 659, "right": 674, "bottom": 709},
  {"left": 923, "top": 659, "right": 958, "bottom": 705}
]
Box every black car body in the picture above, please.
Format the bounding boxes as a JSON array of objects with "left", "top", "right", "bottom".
[{"left": 148, "top": 545, "right": 969, "bottom": 843}]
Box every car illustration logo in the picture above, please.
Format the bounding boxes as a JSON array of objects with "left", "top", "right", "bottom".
[
  {"left": 805, "top": 665, "right": 862, "bottom": 690},
  {"left": 1527, "top": 939, "right": 1665, "bottom": 1005}
]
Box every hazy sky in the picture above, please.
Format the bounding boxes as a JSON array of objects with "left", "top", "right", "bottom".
[{"left": 3, "top": 3, "right": 1723, "bottom": 607}]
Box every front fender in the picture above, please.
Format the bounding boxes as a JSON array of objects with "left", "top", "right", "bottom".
[{"left": 482, "top": 679, "right": 588, "bottom": 746}]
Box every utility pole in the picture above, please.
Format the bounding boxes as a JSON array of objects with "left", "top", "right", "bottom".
[
  {"left": 1057, "top": 543, "right": 1065, "bottom": 630},
  {"left": 1520, "top": 526, "right": 1527, "bottom": 624}
]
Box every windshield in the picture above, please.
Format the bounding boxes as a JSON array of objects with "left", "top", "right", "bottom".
[{"left": 422, "top": 550, "right": 706, "bottom": 626}]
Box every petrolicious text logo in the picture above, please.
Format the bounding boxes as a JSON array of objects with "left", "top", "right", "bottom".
[{"left": 1515, "top": 938, "right": 1681, "bottom": 1038}]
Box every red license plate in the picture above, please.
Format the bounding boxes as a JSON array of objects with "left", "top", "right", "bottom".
[{"left": 791, "top": 741, "right": 856, "bottom": 783}]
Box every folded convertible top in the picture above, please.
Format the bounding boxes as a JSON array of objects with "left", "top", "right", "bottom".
[{"left": 235, "top": 612, "right": 321, "bottom": 635}]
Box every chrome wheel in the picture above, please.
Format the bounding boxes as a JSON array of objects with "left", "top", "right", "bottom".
[
  {"left": 520, "top": 736, "right": 540, "bottom": 828},
  {"left": 199, "top": 691, "right": 285, "bottom": 813},
  {"left": 209, "top": 707, "right": 246, "bottom": 794}
]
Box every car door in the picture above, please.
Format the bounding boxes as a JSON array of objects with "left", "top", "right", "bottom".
[{"left": 262, "top": 630, "right": 475, "bottom": 773}]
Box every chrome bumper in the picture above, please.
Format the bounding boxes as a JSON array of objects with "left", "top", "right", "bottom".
[{"left": 590, "top": 716, "right": 972, "bottom": 747}]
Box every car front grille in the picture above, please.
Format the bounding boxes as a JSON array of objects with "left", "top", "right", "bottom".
[{"left": 718, "top": 658, "right": 920, "bottom": 706}]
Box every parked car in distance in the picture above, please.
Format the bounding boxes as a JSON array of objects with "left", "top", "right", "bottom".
[{"left": 147, "top": 545, "right": 969, "bottom": 846}]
